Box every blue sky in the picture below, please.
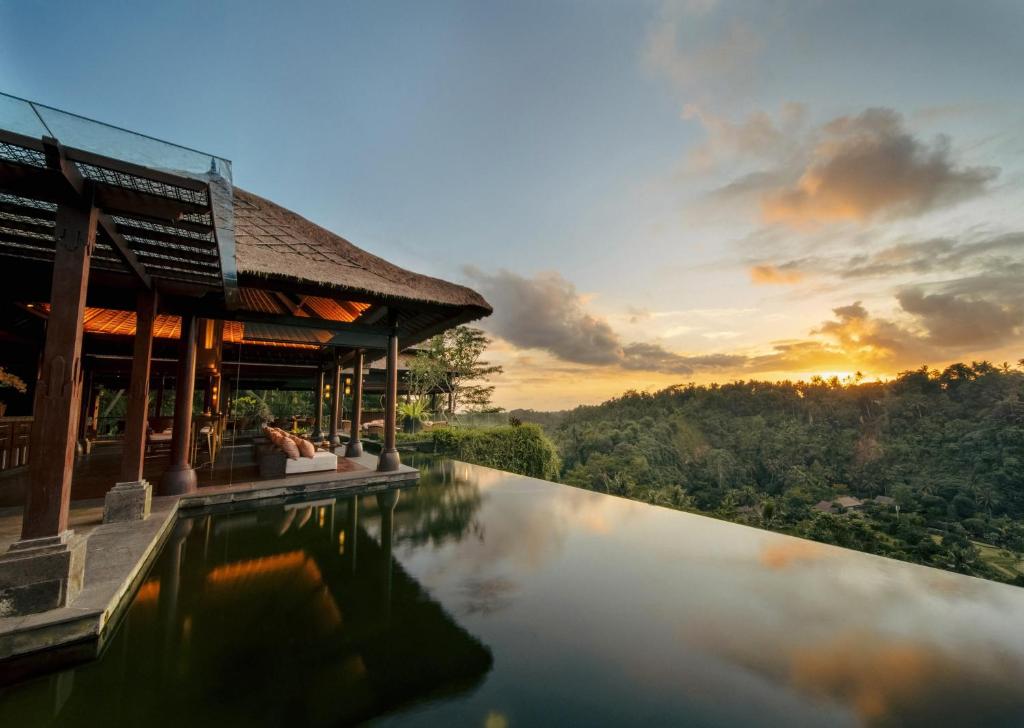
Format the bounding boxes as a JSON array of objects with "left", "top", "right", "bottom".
[{"left": 3, "top": 1, "right": 1022, "bottom": 408}]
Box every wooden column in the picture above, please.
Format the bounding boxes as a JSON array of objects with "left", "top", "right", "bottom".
[
  {"left": 21, "top": 203, "right": 97, "bottom": 540},
  {"left": 159, "top": 314, "right": 198, "bottom": 495},
  {"left": 328, "top": 361, "right": 341, "bottom": 447},
  {"left": 344, "top": 350, "right": 364, "bottom": 458},
  {"left": 119, "top": 289, "right": 158, "bottom": 484},
  {"left": 377, "top": 318, "right": 401, "bottom": 472},
  {"left": 311, "top": 368, "right": 325, "bottom": 442}
]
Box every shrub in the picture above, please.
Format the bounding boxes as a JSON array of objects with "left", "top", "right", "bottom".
[{"left": 432, "top": 424, "right": 561, "bottom": 480}]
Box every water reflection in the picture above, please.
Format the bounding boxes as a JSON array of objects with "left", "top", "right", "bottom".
[
  {"left": 2, "top": 458, "right": 1024, "bottom": 727},
  {"left": 0, "top": 480, "right": 493, "bottom": 726}
]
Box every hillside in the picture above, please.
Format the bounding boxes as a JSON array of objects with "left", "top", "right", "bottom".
[{"left": 535, "top": 363, "right": 1024, "bottom": 584}]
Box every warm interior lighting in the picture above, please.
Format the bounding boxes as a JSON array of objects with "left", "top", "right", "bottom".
[
  {"left": 206, "top": 550, "right": 307, "bottom": 583},
  {"left": 33, "top": 304, "right": 319, "bottom": 349},
  {"left": 134, "top": 579, "right": 161, "bottom": 604}
]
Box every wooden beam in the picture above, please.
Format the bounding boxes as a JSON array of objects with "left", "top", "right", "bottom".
[
  {"left": 113, "top": 222, "right": 217, "bottom": 250},
  {"left": 21, "top": 201, "right": 97, "bottom": 539},
  {"left": 41, "top": 138, "right": 152, "bottom": 289}
]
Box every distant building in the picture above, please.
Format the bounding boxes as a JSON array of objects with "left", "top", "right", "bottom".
[
  {"left": 835, "top": 496, "right": 864, "bottom": 511},
  {"left": 873, "top": 495, "right": 896, "bottom": 506},
  {"left": 813, "top": 500, "right": 836, "bottom": 514}
]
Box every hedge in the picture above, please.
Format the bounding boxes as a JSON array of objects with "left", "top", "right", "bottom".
[{"left": 431, "top": 423, "right": 561, "bottom": 481}]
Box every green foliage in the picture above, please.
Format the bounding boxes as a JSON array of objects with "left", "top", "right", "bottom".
[
  {"left": 432, "top": 424, "right": 561, "bottom": 481},
  {"left": 415, "top": 326, "right": 503, "bottom": 414},
  {"left": 537, "top": 362, "right": 1024, "bottom": 585},
  {"left": 232, "top": 394, "right": 271, "bottom": 421},
  {"left": 397, "top": 398, "right": 429, "bottom": 423}
]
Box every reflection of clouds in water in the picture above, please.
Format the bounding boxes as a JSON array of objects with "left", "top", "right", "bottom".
[
  {"left": 677, "top": 591, "right": 1024, "bottom": 726},
  {"left": 457, "top": 577, "right": 518, "bottom": 616},
  {"left": 788, "top": 631, "right": 1023, "bottom": 726},
  {"left": 759, "top": 539, "right": 828, "bottom": 569},
  {"left": 397, "top": 462, "right": 1024, "bottom": 724}
]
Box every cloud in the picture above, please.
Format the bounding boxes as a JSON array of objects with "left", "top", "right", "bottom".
[
  {"left": 761, "top": 108, "right": 998, "bottom": 225},
  {"left": 897, "top": 288, "right": 1023, "bottom": 348},
  {"left": 467, "top": 266, "right": 1023, "bottom": 387},
  {"left": 463, "top": 267, "right": 621, "bottom": 366},
  {"left": 749, "top": 264, "right": 804, "bottom": 285},
  {"left": 621, "top": 343, "right": 745, "bottom": 374},
  {"left": 643, "top": 5, "right": 764, "bottom": 101},
  {"left": 684, "top": 103, "right": 807, "bottom": 172},
  {"left": 743, "top": 231, "right": 1024, "bottom": 309},
  {"left": 464, "top": 267, "right": 742, "bottom": 375}
]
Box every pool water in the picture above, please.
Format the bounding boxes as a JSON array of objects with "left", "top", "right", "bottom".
[{"left": 2, "top": 458, "right": 1024, "bottom": 726}]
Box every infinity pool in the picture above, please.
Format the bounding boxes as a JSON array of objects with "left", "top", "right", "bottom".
[{"left": 3, "top": 459, "right": 1024, "bottom": 726}]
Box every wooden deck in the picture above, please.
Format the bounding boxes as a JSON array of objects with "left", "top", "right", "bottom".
[{"left": 0, "top": 439, "right": 414, "bottom": 509}]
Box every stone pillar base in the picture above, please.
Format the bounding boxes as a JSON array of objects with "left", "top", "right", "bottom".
[
  {"left": 159, "top": 467, "right": 197, "bottom": 496},
  {"left": 344, "top": 440, "right": 363, "bottom": 458},
  {"left": 0, "top": 531, "right": 87, "bottom": 617},
  {"left": 377, "top": 449, "right": 401, "bottom": 472},
  {"left": 103, "top": 480, "right": 152, "bottom": 523}
]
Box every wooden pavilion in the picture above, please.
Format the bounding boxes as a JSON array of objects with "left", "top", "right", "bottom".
[{"left": 0, "top": 95, "right": 490, "bottom": 614}]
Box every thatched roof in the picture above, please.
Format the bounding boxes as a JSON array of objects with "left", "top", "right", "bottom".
[{"left": 233, "top": 188, "right": 491, "bottom": 317}]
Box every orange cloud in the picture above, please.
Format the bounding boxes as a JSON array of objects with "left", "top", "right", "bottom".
[
  {"left": 760, "top": 108, "right": 995, "bottom": 226},
  {"left": 749, "top": 264, "right": 804, "bottom": 285},
  {"left": 759, "top": 539, "right": 826, "bottom": 569}
]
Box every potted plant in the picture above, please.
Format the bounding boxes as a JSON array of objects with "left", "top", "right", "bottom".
[
  {"left": 398, "top": 398, "right": 428, "bottom": 434},
  {"left": 0, "top": 367, "right": 27, "bottom": 417}
]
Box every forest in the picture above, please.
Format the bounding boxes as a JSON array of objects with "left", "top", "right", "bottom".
[{"left": 514, "top": 362, "right": 1024, "bottom": 585}]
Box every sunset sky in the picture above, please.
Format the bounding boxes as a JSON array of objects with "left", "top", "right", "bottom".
[{"left": 3, "top": 1, "right": 1022, "bottom": 409}]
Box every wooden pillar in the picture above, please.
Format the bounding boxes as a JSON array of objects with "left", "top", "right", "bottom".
[
  {"left": 159, "top": 314, "right": 198, "bottom": 495},
  {"left": 344, "top": 350, "right": 364, "bottom": 458},
  {"left": 119, "top": 289, "right": 158, "bottom": 484},
  {"left": 377, "top": 317, "right": 401, "bottom": 472},
  {"left": 311, "top": 368, "right": 325, "bottom": 442},
  {"left": 328, "top": 360, "right": 341, "bottom": 447},
  {"left": 20, "top": 202, "right": 96, "bottom": 540}
]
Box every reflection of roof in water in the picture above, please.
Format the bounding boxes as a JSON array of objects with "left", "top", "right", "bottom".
[{"left": 195, "top": 503, "right": 494, "bottom": 724}]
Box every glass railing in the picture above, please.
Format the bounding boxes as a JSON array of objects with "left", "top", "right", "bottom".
[{"left": 0, "top": 92, "right": 232, "bottom": 182}]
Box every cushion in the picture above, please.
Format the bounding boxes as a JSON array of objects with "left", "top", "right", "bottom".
[
  {"left": 296, "top": 438, "right": 316, "bottom": 458},
  {"left": 279, "top": 437, "right": 300, "bottom": 460}
]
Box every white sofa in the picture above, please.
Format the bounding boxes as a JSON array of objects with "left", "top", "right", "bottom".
[
  {"left": 284, "top": 449, "right": 338, "bottom": 475},
  {"left": 257, "top": 444, "right": 338, "bottom": 478}
]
